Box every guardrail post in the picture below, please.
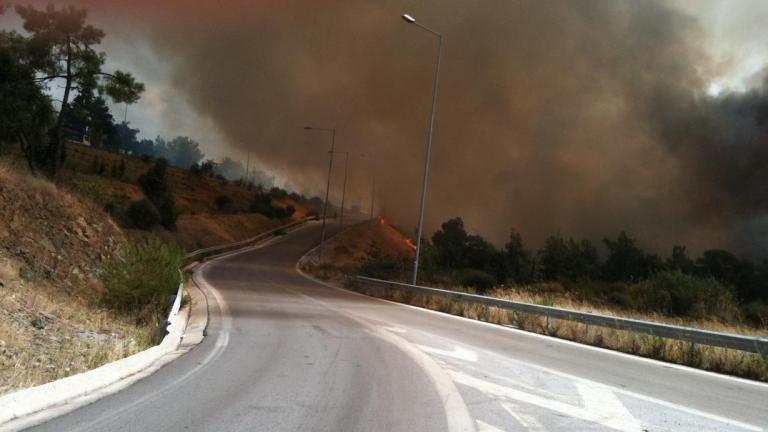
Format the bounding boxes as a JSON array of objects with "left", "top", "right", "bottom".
[{"left": 545, "top": 314, "right": 552, "bottom": 335}]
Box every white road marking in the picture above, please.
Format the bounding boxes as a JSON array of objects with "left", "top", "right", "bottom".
[
  {"left": 381, "top": 325, "right": 408, "bottom": 334},
  {"left": 576, "top": 381, "right": 641, "bottom": 431},
  {"left": 289, "top": 286, "right": 476, "bottom": 432},
  {"left": 295, "top": 247, "right": 765, "bottom": 432},
  {"left": 450, "top": 369, "right": 642, "bottom": 431},
  {"left": 501, "top": 402, "right": 547, "bottom": 432},
  {"left": 65, "top": 261, "right": 233, "bottom": 432},
  {"left": 416, "top": 344, "right": 479, "bottom": 363},
  {"left": 476, "top": 419, "right": 508, "bottom": 432}
]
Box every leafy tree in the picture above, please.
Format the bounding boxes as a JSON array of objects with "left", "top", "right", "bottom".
[
  {"left": 125, "top": 199, "right": 160, "bottom": 229},
  {"left": 667, "top": 245, "right": 695, "bottom": 274},
  {"left": 14, "top": 4, "right": 144, "bottom": 180},
  {"left": 463, "top": 234, "right": 498, "bottom": 272},
  {"left": 67, "top": 92, "right": 115, "bottom": 148},
  {"left": 602, "top": 232, "right": 662, "bottom": 282},
  {"left": 269, "top": 186, "right": 289, "bottom": 200},
  {"left": 109, "top": 122, "right": 139, "bottom": 154},
  {"left": 161, "top": 136, "right": 203, "bottom": 168},
  {"left": 431, "top": 217, "right": 469, "bottom": 268},
  {"left": 138, "top": 159, "right": 177, "bottom": 229},
  {"left": 126, "top": 138, "right": 155, "bottom": 157},
  {"left": 504, "top": 229, "right": 534, "bottom": 284},
  {"left": 0, "top": 30, "right": 53, "bottom": 172},
  {"left": 199, "top": 159, "right": 217, "bottom": 177},
  {"left": 696, "top": 249, "right": 740, "bottom": 282},
  {"left": 539, "top": 233, "right": 600, "bottom": 281}
]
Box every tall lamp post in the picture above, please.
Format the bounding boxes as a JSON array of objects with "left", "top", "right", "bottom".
[
  {"left": 330, "top": 151, "right": 350, "bottom": 227},
  {"left": 304, "top": 126, "right": 336, "bottom": 259},
  {"left": 402, "top": 13, "right": 443, "bottom": 286}
]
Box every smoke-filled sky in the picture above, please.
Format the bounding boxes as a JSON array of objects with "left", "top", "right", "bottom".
[{"left": 4, "top": 0, "right": 768, "bottom": 257}]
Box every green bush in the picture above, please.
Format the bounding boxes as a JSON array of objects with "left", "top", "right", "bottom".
[
  {"left": 139, "top": 159, "right": 177, "bottom": 229},
  {"left": 633, "top": 271, "right": 738, "bottom": 320},
  {"left": 458, "top": 269, "right": 497, "bottom": 293},
  {"left": 249, "top": 193, "right": 290, "bottom": 219},
  {"left": 358, "top": 241, "right": 408, "bottom": 280},
  {"left": 125, "top": 199, "right": 161, "bottom": 229},
  {"left": 101, "top": 236, "right": 184, "bottom": 323},
  {"left": 744, "top": 301, "right": 768, "bottom": 326}
]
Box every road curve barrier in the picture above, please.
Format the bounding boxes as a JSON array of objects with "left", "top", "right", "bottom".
[{"left": 352, "top": 276, "right": 768, "bottom": 357}]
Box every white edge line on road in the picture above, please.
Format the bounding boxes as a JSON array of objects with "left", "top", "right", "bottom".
[
  {"left": 0, "top": 223, "right": 309, "bottom": 432},
  {"left": 294, "top": 248, "right": 765, "bottom": 432},
  {"left": 61, "top": 225, "right": 310, "bottom": 432},
  {"left": 288, "top": 286, "right": 476, "bottom": 432}
]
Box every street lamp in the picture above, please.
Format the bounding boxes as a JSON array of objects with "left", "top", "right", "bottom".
[
  {"left": 402, "top": 13, "right": 443, "bottom": 286},
  {"left": 329, "top": 150, "right": 350, "bottom": 227},
  {"left": 304, "top": 126, "right": 336, "bottom": 260}
]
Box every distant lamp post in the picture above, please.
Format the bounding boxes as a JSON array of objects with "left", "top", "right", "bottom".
[
  {"left": 329, "top": 150, "right": 350, "bottom": 227},
  {"left": 401, "top": 13, "right": 443, "bottom": 286},
  {"left": 304, "top": 126, "right": 336, "bottom": 260}
]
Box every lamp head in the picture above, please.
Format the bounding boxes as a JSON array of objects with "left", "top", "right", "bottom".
[{"left": 402, "top": 14, "right": 415, "bottom": 24}]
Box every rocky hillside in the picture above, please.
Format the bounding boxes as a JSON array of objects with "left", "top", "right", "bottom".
[{"left": 0, "top": 163, "right": 151, "bottom": 395}]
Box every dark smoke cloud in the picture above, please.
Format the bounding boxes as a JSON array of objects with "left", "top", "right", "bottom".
[{"left": 21, "top": 0, "right": 768, "bottom": 257}]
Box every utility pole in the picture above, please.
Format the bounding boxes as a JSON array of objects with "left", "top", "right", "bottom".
[
  {"left": 370, "top": 173, "right": 375, "bottom": 221},
  {"left": 339, "top": 151, "right": 349, "bottom": 227}
]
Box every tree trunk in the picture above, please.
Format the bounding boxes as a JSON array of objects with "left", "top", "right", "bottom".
[
  {"left": 51, "top": 35, "right": 73, "bottom": 183},
  {"left": 18, "top": 131, "right": 36, "bottom": 174}
]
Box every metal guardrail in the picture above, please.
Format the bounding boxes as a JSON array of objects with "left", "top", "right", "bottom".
[
  {"left": 184, "top": 216, "right": 317, "bottom": 264},
  {"left": 353, "top": 276, "right": 768, "bottom": 356}
]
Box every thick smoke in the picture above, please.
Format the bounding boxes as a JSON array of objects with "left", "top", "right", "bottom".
[{"left": 39, "top": 0, "right": 768, "bottom": 256}]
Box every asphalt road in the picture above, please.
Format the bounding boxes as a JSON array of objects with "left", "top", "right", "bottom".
[{"left": 27, "top": 222, "right": 768, "bottom": 432}]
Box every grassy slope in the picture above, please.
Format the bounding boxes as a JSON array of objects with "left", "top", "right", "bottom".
[
  {"left": 0, "top": 164, "right": 153, "bottom": 395},
  {"left": 0, "top": 142, "right": 318, "bottom": 395},
  {"left": 59, "top": 143, "right": 317, "bottom": 251}
]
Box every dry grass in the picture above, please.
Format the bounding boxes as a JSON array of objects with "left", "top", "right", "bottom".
[
  {"left": 0, "top": 254, "right": 154, "bottom": 395},
  {"left": 342, "top": 280, "right": 768, "bottom": 381},
  {"left": 0, "top": 162, "right": 153, "bottom": 395}
]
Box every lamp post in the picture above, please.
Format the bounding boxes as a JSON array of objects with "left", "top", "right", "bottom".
[
  {"left": 329, "top": 151, "right": 350, "bottom": 227},
  {"left": 402, "top": 13, "right": 443, "bottom": 286},
  {"left": 304, "top": 126, "right": 336, "bottom": 260}
]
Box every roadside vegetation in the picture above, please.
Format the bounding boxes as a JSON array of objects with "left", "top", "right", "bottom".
[
  {"left": 0, "top": 163, "right": 155, "bottom": 395},
  {"left": 0, "top": 3, "right": 322, "bottom": 395},
  {"left": 100, "top": 236, "right": 184, "bottom": 325},
  {"left": 305, "top": 218, "right": 768, "bottom": 380}
]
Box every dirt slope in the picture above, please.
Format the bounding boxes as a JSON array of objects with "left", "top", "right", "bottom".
[
  {"left": 319, "top": 218, "right": 416, "bottom": 266},
  {"left": 0, "top": 164, "right": 151, "bottom": 395}
]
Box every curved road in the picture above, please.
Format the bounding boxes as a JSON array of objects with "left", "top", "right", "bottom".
[{"left": 27, "top": 222, "right": 768, "bottom": 432}]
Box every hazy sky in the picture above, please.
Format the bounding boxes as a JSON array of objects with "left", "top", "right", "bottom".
[{"left": 3, "top": 1, "right": 768, "bottom": 256}]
